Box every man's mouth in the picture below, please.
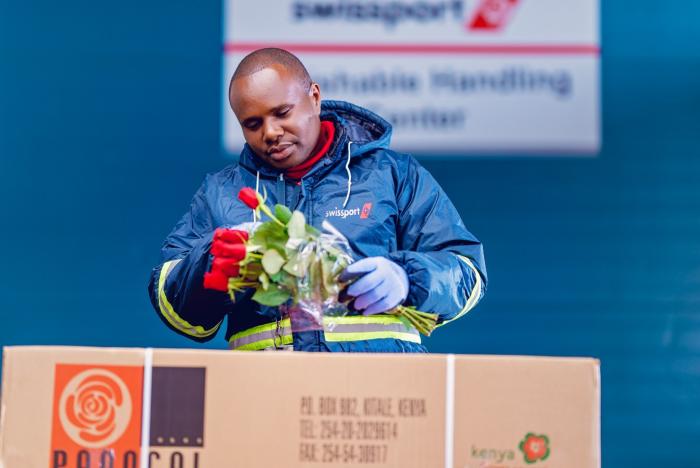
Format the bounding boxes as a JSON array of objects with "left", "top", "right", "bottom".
[{"left": 267, "top": 142, "right": 295, "bottom": 160}]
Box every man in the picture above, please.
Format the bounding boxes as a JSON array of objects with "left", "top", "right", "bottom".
[{"left": 148, "top": 48, "right": 486, "bottom": 352}]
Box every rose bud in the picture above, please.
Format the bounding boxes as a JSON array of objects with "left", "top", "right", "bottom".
[
  {"left": 238, "top": 187, "right": 260, "bottom": 209},
  {"left": 203, "top": 271, "right": 229, "bottom": 291},
  {"left": 211, "top": 242, "right": 247, "bottom": 260},
  {"left": 212, "top": 257, "right": 241, "bottom": 277},
  {"left": 215, "top": 228, "right": 249, "bottom": 243}
]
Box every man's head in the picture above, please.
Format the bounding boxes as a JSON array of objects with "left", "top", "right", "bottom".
[{"left": 229, "top": 48, "right": 322, "bottom": 170}]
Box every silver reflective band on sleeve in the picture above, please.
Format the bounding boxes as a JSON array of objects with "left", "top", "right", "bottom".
[
  {"left": 229, "top": 320, "right": 294, "bottom": 351},
  {"left": 157, "top": 259, "right": 223, "bottom": 338},
  {"left": 229, "top": 315, "right": 421, "bottom": 351},
  {"left": 438, "top": 255, "right": 484, "bottom": 326}
]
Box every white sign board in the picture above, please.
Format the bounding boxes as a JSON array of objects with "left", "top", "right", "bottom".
[{"left": 222, "top": 0, "right": 599, "bottom": 155}]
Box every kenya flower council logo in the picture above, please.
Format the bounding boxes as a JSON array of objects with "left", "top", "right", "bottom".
[
  {"left": 519, "top": 432, "right": 550, "bottom": 464},
  {"left": 58, "top": 369, "right": 133, "bottom": 448}
]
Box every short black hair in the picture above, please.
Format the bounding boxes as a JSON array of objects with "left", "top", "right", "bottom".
[{"left": 230, "top": 48, "right": 312, "bottom": 92}]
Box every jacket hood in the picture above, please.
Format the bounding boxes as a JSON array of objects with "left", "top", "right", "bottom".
[
  {"left": 320, "top": 100, "right": 393, "bottom": 157},
  {"left": 238, "top": 100, "right": 393, "bottom": 176}
]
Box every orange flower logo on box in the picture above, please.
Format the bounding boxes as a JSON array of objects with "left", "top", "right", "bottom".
[
  {"left": 519, "top": 432, "right": 550, "bottom": 464},
  {"left": 51, "top": 364, "right": 143, "bottom": 467},
  {"left": 59, "top": 369, "right": 132, "bottom": 447}
]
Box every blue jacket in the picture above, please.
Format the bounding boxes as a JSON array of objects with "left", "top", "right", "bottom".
[{"left": 148, "top": 101, "right": 487, "bottom": 352}]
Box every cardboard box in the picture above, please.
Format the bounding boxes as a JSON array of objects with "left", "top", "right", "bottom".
[{"left": 0, "top": 347, "right": 600, "bottom": 468}]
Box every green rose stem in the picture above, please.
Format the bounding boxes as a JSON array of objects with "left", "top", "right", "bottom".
[
  {"left": 380, "top": 296, "right": 435, "bottom": 334},
  {"left": 255, "top": 203, "right": 285, "bottom": 227},
  {"left": 239, "top": 186, "right": 285, "bottom": 227},
  {"left": 226, "top": 255, "right": 265, "bottom": 301},
  {"left": 389, "top": 307, "right": 439, "bottom": 336},
  {"left": 338, "top": 279, "right": 439, "bottom": 336}
]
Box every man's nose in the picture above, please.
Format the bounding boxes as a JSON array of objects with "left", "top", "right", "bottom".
[{"left": 262, "top": 120, "right": 283, "bottom": 144}]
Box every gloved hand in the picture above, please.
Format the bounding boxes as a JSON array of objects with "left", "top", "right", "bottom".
[
  {"left": 339, "top": 257, "right": 409, "bottom": 315},
  {"left": 203, "top": 222, "right": 259, "bottom": 292}
]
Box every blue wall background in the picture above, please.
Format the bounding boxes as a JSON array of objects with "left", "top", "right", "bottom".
[{"left": 1, "top": 1, "right": 699, "bottom": 466}]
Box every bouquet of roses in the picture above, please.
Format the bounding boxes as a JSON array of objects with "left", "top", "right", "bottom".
[{"left": 203, "top": 187, "right": 439, "bottom": 336}]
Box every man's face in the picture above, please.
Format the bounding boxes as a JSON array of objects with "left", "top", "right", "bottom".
[{"left": 229, "top": 65, "right": 321, "bottom": 170}]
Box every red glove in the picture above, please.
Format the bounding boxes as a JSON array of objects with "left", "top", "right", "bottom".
[{"left": 203, "top": 228, "right": 249, "bottom": 292}]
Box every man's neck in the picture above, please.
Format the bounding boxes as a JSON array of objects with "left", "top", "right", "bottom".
[{"left": 285, "top": 120, "right": 335, "bottom": 180}]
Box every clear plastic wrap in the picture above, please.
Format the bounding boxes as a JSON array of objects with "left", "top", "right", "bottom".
[{"left": 279, "top": 220, "right": 354, "bottom": 333}]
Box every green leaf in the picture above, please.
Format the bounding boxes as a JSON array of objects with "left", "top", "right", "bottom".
[
  {"left": 262, "top": 249, "right": 285, "bottom": 275},
  {"left": 252, "top": 286, "right": 290, "bottom": 307},
  {"left": 321, "top": 254, "right": 341, "bottom": 298},
  {"left": 269, "top": 270, "right": 286, "bottom": 283},
  {"left": 283, "top": 250, "right": 310, "bottom": 278},
  {"left": 300, "top": 258, "right": 322, "bottom": 302},
  {"left": 274, "top": 204, "right": 293, "bottom": 224},
  {"left": 287, "top": 211, "right": 306, "bottom": 239},
  {"left": 258, "top": 272, "right": 269, "bottom": 290},
  {"left": 269, "top": 271, "right": 284, "bottom": 282},
  {"left": 323, "top": 244, "right": 345, "bottom": 259},
  {"left": 252, "top": 221, "right": 288, "bottom": 253},
  {"left": 306, "top": 224, "right": 321, "bottom": 237},
  {"left": 270, "top": 270, "right": 298, "bottom": 291}
]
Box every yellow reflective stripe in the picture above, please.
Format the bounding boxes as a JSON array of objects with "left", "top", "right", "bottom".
[
  {"left": 229, "top": 315, "right": 408, "bottom": 343},
  {"left": 323, "top": 330, "right": 422, "bottom": 344},
  {"left": 157, "top": 259, "right": 222, "bottom": 338},
  {"left": 234, "top": 334, "right": 294, "bottom": 351},
  {"left": 438, "top": 255, "right": 484, "bottom": 326},
  {"left": 323, "top": 314, "right": 410, "bottom": 326},
  {"left": 228, "top": 314, "right": 420, "bottom": 349},
  {"left": 230, "top": 318, "right": 291, "bottom": 342}
]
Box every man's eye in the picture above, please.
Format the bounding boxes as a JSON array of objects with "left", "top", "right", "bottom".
[
  {"left": 276, "top": 108, "right": 290, "bottom": 117},
  {"left": 244, "top": 121, "right": 261, "bottom": 130}
]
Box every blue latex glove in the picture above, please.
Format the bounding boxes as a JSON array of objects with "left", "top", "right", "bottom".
[{"left": 339, "top": 257, "right": 409, "bottom": 315}]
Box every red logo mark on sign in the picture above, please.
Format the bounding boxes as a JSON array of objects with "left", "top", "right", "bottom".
[
  {"left": 468, "top": 0, "right": 520, "bottom": 31},
  {"left": 360, "top": 202, "right": 372, "bottom": 219}
]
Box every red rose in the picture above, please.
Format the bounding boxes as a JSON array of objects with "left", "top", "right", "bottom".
[
  {"left": 212, "top": 257, "right": 240, "bottom": 277},
  {"left": 214, "top": 228, "right": 249, "bottom": 243},
  {"left": 203, "top": 271, "right": 229, "bottom": 291},
  {"left": 238, "top": 187, "right": 260, "bottom": 209},
  {"left": 211, "top": 242, "right": 247, "bottom": 260}
]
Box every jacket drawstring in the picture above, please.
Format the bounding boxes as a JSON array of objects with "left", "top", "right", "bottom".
[
  {"left": 342, "top": 141, "right": 353, "bottom": 208},
  {"left": 254, "top": 141, "right": 352, "bottom": 213}
]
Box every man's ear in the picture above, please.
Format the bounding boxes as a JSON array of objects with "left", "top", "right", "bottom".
[{"left": 309, "top": 82, "right": 321, "bottom": 113}]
